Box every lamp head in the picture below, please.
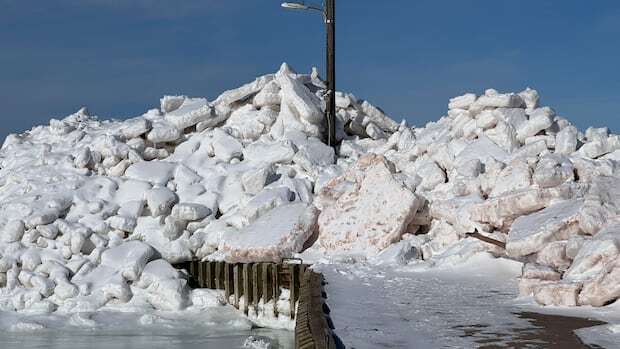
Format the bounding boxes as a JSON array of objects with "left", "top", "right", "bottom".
[{"left": 281, "top": 2, "right": 309, "bottom": 10}]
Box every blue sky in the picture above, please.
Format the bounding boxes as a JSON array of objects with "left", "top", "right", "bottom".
[{"left": 1, "top": 0, "right": 619, "bottom": 141}]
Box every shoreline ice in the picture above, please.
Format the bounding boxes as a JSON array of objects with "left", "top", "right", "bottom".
[{"left": 1, "top": 63, "right": 620, "bottom": 346}]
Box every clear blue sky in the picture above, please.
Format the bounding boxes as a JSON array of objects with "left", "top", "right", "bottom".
[{"left": 1, "top": 0, "right": 619, "bottom": 141}]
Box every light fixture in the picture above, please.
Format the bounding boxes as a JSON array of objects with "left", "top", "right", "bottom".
[{"left": 281, "top": 2, "right": 309, "bottom": 10}]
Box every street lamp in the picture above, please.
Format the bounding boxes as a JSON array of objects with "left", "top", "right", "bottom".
[{"left": 281, "top": 1, "right": 337, "bottom": 149}]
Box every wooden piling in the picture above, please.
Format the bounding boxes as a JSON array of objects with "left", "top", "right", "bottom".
[
  {"left": 215, "top": 262, "right": 224, "bottom": 290},
  {"left": 262, "top": 263, "right": 271, "bottom": 305},
  {"left": 233, "top": 264, "right": 241, "bottom": 309},
  {"left": 290, "top": 263, "right": 298, "bottom": 319},
  {"left": 198, "top": 261, "right": 205, "bottom": 287},
  {"left": 175, "top": 259, "right": 335, "bottom": 339},
  {"left": 273, "top": 263, "right": 280, "bottom": 317},
  {"left": 224, "top": 263, "right": 232, "bottom": 302},
  {"left": 243, "top": 264, "right": 251, "bottom": 315},
  {"left": 252, "top": 263, "right": 262, "bottom": 308},
  {"left": 205, "top": 262, "right": 213, "bottom": 288}
]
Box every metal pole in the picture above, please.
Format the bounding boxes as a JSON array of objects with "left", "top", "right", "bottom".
[{"left": 325, "top": 0, "right": 336, "bottom": 148}]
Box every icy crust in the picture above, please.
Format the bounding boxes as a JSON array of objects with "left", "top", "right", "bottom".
[
  {"left": 2, "top": 65, "right": 620, "bottom": 321},
  {"left": 0, "top": 63, "right": 406, "bottom": 317}
]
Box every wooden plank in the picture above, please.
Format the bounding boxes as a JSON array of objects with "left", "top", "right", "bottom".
[
  {"left": 189, "top": 261, "right": 196, "bottom": 282},
  {"left": 262, "top": 263, "right": 271, "bottom": 304},
  {"left": 272, "top": 264, "right": 280, "bottom": 317},
  {"left": 243, "top": 264, "right": 251, "bottom": 315},
  {"left": 206, "top": 262, "right": 213, "bottom": 289},
  {"left": 252, "top": 263, "right": 261, "bottom": 307},
  {"left": 290, "top": 264, "right": 298, "bottom": 319},
  {"left": 198, "top": 261, "right": 205, "bottom": 288},
  {"left": 224, "top": 263, "right": 231, "bottom": 302},
  {"left": 234, "top": 264, "right": 241, "bottom": 309},
  {"left": 215, "top": 262, "right": 223, "bottom": 290},
  {"left": 466, "top": 231, "right": 506, "bottom": 249}
]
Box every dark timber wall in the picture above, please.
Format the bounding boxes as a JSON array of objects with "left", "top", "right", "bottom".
[
  {"left": 177, "top": 260, "right": 306, "bottom": 318},
  {"left": 175, "top": 260, "right": 336, "bottom": 349},
  {"left": 295, "top": 270, "right": 337, "bottom": 349}
]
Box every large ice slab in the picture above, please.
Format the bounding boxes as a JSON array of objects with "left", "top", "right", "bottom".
[
  {"left": 506, "top": 199, "right": 583, "bottom": 257},
  {"left": 316, "top": 154, "right": 422, "bottom": 256},
  {"left": 219, "top": 203, "right": 318, "bottom": 263}
]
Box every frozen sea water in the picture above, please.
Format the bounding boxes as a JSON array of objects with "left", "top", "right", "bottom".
[
  {"left": 0, "top": 328, "right": 293, "bottom": 349},
  {"left": 0, "top": 310, "right": 294, "bottom": 349}
]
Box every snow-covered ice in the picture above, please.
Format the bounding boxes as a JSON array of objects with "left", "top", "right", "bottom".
[{"left": 2, "top": 63, "right": 620, "bottom": 347}]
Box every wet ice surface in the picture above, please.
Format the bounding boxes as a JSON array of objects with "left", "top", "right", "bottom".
[
  {"left": 317, "top": 254, "right": 607, "bottom": 348},
  {"left": 0, "top": 329, "right": 292, "bottom": 349},
  {"left": 0, "top": 310, "right": 294, "bottom": 349}
]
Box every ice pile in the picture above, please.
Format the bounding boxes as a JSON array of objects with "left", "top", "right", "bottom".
[{"left": 1, "top": 63, "right": 619, "bottom": 317}]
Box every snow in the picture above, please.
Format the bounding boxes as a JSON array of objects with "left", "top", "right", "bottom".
[{"left": 2, "top": 63, "right": 620, "bottom": 347}]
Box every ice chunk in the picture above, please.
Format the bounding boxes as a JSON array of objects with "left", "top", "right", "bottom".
[
  {"left": 292, "top": 136, "right": 335, "bottom": 172},
  {"left": 220, "top": 203, "right": 318, "bottom": 263},
  {"left": 516, "top": 107, "right": 554, "bottom": 142},
  {"left": 470, "top": 183, "right": 584, "bottom": 229},
  {"left": 145, "top": 187, "right": 178, "bottom": 216},
  {"left": 241, "top": 165, "right": 276, "bottom": 195},
  {"left": 214, "top": 74, "right": 273, "bottom": 107},
  {"left": 506, "top": 199, "right": 583, "bottom": 257},
  {"left": 317, "top": 154, "right": 422, "bottom": 255},
  {"left": 160, "top": 95, "right": 186, "bottom": 113},
  {"left": 147, "top": 120, "right": 181, "bottom": 143},
  {"left": 518, "top": 88, "right": 540, "bottom": 109},
  {"left": 136, "top": 259, "right": 189, "bottom": 311},
  {"left": 132, "top": 216, "right": 193, "bottom": 263},
  {"left": 253, "top": 80, "right": 281, "bottom": 108},
  {"left": 448, "top": 93, "right": 476, "bottom": 110},
  {"left": 536, "top": 241, "right": 571, "bottom": 271},
  {"left": 578, "top": 257, "right": 620, "bottom": 306},
  {"left": 533, "top": 282, "right": 581, "bottom": 306},
  {"left": 522, "top": 263, "right": 561, "bottom": 281},
  {"left": 73, "top": 147, "right": 92, "bottom": 169},
  {"left": 226, "top": 105, "right": 277, "bottom": 141},
  {"left": 107, "top": 215, "right": 137, "bottom": 233},
  {"left": 243, "top": 140, "right": 296, "bottom": 165},
  {"left": 125, "top": 161, "right": 177, "bottom": 185},
  {"left": 335, "top": 91, "right": 353, "bottom": 109},
  {"left": 230, "top": 187, "right": 295, "bottom": 228},
  {"left": 212, "top": 129, "right": 243, "bottom": 162},
  {"left": 371, "top": 240, "right": 420, "bottom": 265},
  {"left": 118, "top": 200, "right": 146, "bottom": 219},
  {"left": 532, "top": 154, "right": 574, "bottom": 188},
  {"left": 578, "top": 176, "right": 620, "bottom": 235},
  {"left": 493, "top": 108, "right": 527, "bottom": 130},
  {"left": 71, "top": 264, "right": 133, "bottom": 305},
  {"left": 100, "top": 241, "right": 159, "bottom": 281},
  {"left": 489, "top": 159, "right": 531, "bottom": 197},
  {"left": 474, "top": 90, "right": 524, "bottom": 109},
  {"left": 360, "top": 100, "right": 399, "bottom": 132},
  {"left": 454, "top": 136, "right": 509, "bottom": 168},
  {"left": 555, "top": 125, "right": 578, "bottom": 154},
  {"left": 171, "top": 203, "right": 211, "bottom": 221},
  {"left": 417, "top": 161, "right": 446, "bottom": 191},
  {"left": 120, "top": 118, "right": 152, "bottom": 139},
  {"left": 276, "top": 63, "right": 323, "bottom": 126},
  {"left": 564, "top": 225, "right": 620, "bottom": 282},
  {"left": 165, "top": 98, "right": 212, "bottom": 129},
  {"left": 1, "top": 220, "right": 25, "bottom": 243}
]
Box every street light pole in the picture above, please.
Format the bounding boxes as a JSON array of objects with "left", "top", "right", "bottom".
[
  {"left": 325, "top": 0, "right": 336, "bottom": 148},
  {"left": 281, "top": 1, "right": 337, "bottom": 149}
]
